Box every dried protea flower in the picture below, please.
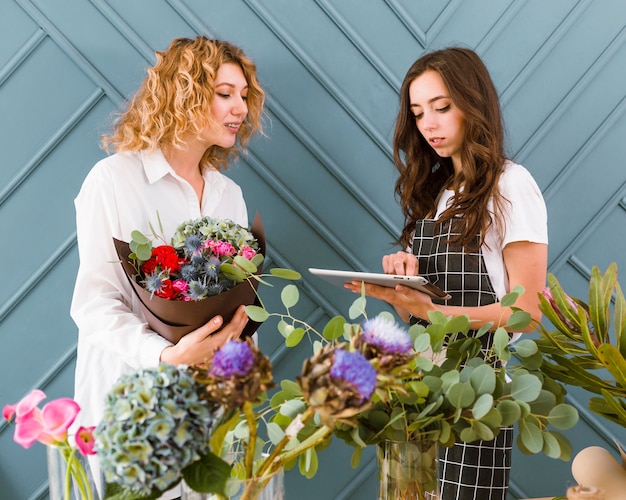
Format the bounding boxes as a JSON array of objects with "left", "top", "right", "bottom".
[
  {"left": 354, "top": 315, "right": 415, "bottom": 370},
  {"left": 192, "top": 338, "right": 274, "bottom": 409},
  {"left": 297, "top": 344, "right": 376, "bottom": 428}
]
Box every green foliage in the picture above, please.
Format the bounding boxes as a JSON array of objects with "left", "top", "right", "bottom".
[
  {"left": 536, "top": 262, "right": 626, "bottom": 428},
  {"left": 251, "top": 283, "right": 579, "bottom": 467}
]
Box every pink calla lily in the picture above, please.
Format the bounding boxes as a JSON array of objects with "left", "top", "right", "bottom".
[{"left": 7, "top": 391, "right": 80, "bottom": 448}]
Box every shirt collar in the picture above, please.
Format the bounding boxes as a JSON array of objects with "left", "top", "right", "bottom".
[{"left": 141, "top": 148, "right": 173, "bottom": 184}]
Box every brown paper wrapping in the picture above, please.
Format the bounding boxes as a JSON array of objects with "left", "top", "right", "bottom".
[{"left": 113, "top": 213, "right": 266, "bottom": 344}]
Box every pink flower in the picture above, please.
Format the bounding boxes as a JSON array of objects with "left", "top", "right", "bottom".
[
  {"left": 172, "top": 279, "right": 189, "bottom": 294},
  {"left": 205, "top": 239, "right": 236, "bottom": 257},
  {"left": 75, "top": 426, "right": 97, "bottom": 456},
  {"left": 2, "top": 389, "right": 46, "bottom": 424},
  {"left": 5, "top": 391, "right": 80, "bottom": 448},
  {"left": 239, "top": 245, "right": 257, "bottom": 260}
]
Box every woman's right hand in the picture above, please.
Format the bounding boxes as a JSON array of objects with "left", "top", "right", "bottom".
[
  {"left": 159, "top": 305, "right": 249, "bottom": 366},
  {"left": 382, "top": 251, "right": 418, "bottom": 276}
]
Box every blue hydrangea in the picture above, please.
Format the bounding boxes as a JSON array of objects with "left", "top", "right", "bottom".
[
  {"left": 330, "top": 349, "right": 376, "bottom": 400},
  {"left": 94, "top": 363, "right": 219, "bottom": 496},
  {"left": 209, "top": 340, "right": 255, "bottom": 377},
  {"left": 362, "top": 315, "right": 412, "bottom": 354}
]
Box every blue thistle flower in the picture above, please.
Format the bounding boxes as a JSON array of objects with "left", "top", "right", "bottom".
[
  {"left": 330, "top": 350, "right": 376, "bottom": 400},
  {"left": 179, "top": 263, "right": 199, "bottom": 282},
  {"left": 203, "top": 256, "right": 222, "bottom": 281},
  {"left": 143, "top": 272, "right": 167, "bottom": 295},
  {"left": 183, "top": 234, "right": 203, "bottom": 256},
  {"left": 187, "top": 280, "right": 208, "bottom": 301},
  {"left": 190, "top": 253, "right": 205, "bottom": 267},
  {"left": 206, "top": 282, "right": 227, "bottom": 297},
  {"left": 361, "top": 316, "right": 412, "bottom": 354},
  {"left": 209, "top": 340, "right": 255, "bottom": 378}
]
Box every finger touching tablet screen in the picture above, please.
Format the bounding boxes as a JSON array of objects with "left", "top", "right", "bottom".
[{"left": 308, "top": 268, "right": 451, "bottom": 300}]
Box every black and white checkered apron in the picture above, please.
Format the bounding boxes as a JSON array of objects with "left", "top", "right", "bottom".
[{"left": 412, "top": 218, "right": 513, "bottom": 500}]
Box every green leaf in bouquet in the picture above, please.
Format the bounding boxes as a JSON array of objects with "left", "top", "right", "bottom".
[
  {"left": 220, "top": 262, "right": 246, "bottom": 282},
  {"left": 597, "top": 343, "right": 626, "bottom": 390},
  {"left": 245, "top": 305, "right": 269, "bottom": 323},
  {"left": 511, "top": 373, "right": 541, "bottom": 402},
  {"left": 547, "top": 403, "right": 579, "bottom": 430},
  {"left": 232, "top": 255, "right": 258, "bottom": 273},
  {"left": 286, "top": 327, "right": 306, "bottom": 347},
  {"left": 322, "top": 315, "right": 346, "bottom": 341},
  {"left": 477, "top": 407, "right": 503, "bottom": 429},
  {"left": 270, "top": 267, "right": 302, "bottom": 280},
  {"left": 496, "top": 400, "right": 521, "bottom": 427},
  {"left": 181, "top": 451, "right": 231, "bottom": 495},
  {"left": 251, "top": 253, "right": 264, "bottom": 268},
  {"left": 471, "top": 393, "right": 494, "bottom": 419},
  {"left": 588, "top": 394, "right": 626, "bottom": 426},
  {"left": 518, "top": 419, "right": 543, "bottom": 454},
  {"left": 280, "top": 284, "right": 299, "bottom": 309},
  {"left": 130, "top": 230, "right": 151, "bottom": 245}
]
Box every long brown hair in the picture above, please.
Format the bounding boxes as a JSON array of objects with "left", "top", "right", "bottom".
[
  {"left": 393, "top": 47, "right": 507, "bottom": 249},
  {"left": 102, "top": 36, "right": 265, "bottom": 172}
]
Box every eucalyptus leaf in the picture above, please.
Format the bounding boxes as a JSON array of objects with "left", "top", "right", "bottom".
[
  {"left": 286, "top": 327, "right": 306, "bottom": 347},
  {"left": 281, "top": 284, "right": 299, "bottom": 309},
  {"left": 505, "top": 310, "right": 532, "bottom": 330},
  {"left": 270, "top": 268, "right": 302, "bottom": 280},
  {"left": 323, "top": 316, "right": 346, "bottom": 341},
  {"left": 548, "top": 404, "right": 578, "bottom": 430},
  {"left": 266, "top": 421, "right": 286, "bottom": 445},
  {"left": 244, "top": 305, "right": 269, "bottom": 323},
  {"left": 348, "top": 295, "right": 367, "bottom": 320},
  {"left": 513, "top": 339, "right": 538, "bottom": 357},
  {"left": 447, "top": 382, "right": 476, "bottom": 409},
  {"left": 469, "top": 364, "right": 496, "bottom": 395},
  {"left": 472, "top": 393, "right": 494, "bottom": 420},
  {"left": 232, "top": 255, "right": 257, "bottom": 273},
  {"left": 220, "top": 263, "right": 246, "bottom": 282},
  {"left": 519, "top": 420, "right": 543, "bottom": 454},
  {"left": 541, "top": 430, "right": 562, "bottom": 459},
  {"left": 130, "top": 230, "right": 151, "bottom": 245},
  {"left": 510, "top": 374, "right": 542, "bottom": 402},
  {"left": 280, "top": 399, "right": 306, "bottom": 418}
]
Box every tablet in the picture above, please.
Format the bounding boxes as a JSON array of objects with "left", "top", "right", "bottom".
[{"left": 308, "top": 268, "right": 451, "bottom": 300}]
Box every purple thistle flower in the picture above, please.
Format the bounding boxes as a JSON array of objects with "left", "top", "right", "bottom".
[
  {"left": 209, "top": 340, "right": 255, "bottom": 378},
  {"left": 361, "top": 316, "right": 412, "bottom": 354},
  {"left": 330, "top": 350, "right": 376, "bottom": 400}
]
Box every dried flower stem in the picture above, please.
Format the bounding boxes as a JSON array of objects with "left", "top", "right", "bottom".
[{"left": 243, "top": 401, "right": 257, "bottom": 478}]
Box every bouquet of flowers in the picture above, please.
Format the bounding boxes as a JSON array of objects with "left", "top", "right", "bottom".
[{"left": 113, "top": 212, "right": 274, "bottom": 343}]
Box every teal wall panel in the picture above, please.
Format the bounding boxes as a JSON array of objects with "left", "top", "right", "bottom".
[{"left": 1, "top": 1, "right": 625, "bottom": 498}]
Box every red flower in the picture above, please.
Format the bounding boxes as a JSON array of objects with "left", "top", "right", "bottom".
[
  {"left": 141, "top": 246, "right": 182, "bottom": 275},
  {"left": 155, "top": 279, "right": 178, "bottom": 300}
]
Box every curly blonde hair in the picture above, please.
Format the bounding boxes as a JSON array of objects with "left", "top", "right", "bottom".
[{"left": 102, "top": 36, "right": 265, "bottom": 171}]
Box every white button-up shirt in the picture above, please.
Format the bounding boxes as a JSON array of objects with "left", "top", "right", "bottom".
[{"left": 70, "top": 148, "right": 248, "bottom": 430}]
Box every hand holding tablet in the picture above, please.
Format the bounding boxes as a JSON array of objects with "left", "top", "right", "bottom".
[{"left": 308, "top": 268, "right": 451, "bottom": 300}]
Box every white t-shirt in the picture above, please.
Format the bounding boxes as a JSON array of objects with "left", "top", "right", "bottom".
[
  {"left": 71, "top": 149, "right": 248, "bottom": 429},
  {"left": 434, "top": 160, "right": 548, "bottom": 301}
]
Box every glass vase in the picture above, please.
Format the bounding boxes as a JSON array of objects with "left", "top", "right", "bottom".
[
  {"left": 47, "top": 445, "right": 100, "bottom": 500},
  {"left": 377, "top": 438, "right": 440, "bottom": 500},
  {"left": 181, "top": 467, "right": 284, "bottom": 500}
]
